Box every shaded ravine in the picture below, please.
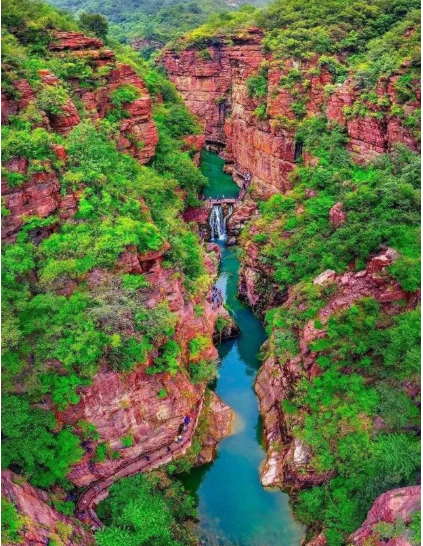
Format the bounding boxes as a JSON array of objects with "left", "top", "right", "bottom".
[{"left": 181, "top": 153, "right": 305, "bottom": 546}]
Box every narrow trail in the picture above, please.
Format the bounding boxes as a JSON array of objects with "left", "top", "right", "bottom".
[
  {"left": 76, "top": 397, "right": 204, "bottom": 529},
  {"left": 75, "top": 162, "right": 251, "bottom": 531}
]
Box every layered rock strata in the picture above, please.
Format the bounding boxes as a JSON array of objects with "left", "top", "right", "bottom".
[
  {"left": 2, "top": 470, "right": 95, "bottom": 546},
  {"left": 162, "top": 31, "right": 420, "bottom": 197}
]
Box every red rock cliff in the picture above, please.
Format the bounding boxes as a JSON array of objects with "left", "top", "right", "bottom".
[
  {"left": 2, "top": 470, "right": 95, "bottom": 545},
  {"left": 2, "top": 32, "right": 159, "bottom": 243},
  {"left": 255, "top": 249, "right": 419, "bottom": 489},
  {"left": 349, "top": 486, "right": 421, "bottom": 546},
  {"left": 161, "top": 32, "right": 419, "bottom": 197}
]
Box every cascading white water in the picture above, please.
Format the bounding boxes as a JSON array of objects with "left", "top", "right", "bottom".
[
  {"left": 209, "top": 204, "right": 233, "bottom": 241},
  {"left": 209, "top": 205, "right": 226, "bottom": 240}
]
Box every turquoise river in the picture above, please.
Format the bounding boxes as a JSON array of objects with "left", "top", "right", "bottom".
[{"left": 182, "top": 151, "right": 305, "bottom": 546}]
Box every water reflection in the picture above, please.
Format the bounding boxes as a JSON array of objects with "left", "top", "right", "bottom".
[{"left": 202, "top": 150, "right": 240, "bottom": 199}]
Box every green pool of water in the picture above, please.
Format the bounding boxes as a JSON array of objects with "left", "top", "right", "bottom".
[
  {"left": 181, "top": 152, "right": 305, "bottom": 545},
  {"left": 201, "top": 150, "right": 240, "bottom": 199}
]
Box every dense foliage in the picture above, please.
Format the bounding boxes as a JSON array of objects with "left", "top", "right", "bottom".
[
  {"left": 45, "top": 0, "right": 269, "bottom": 56},
  {"left": 1, "top": 0, "right": 212, "bottom": 504},
  {"left": 283, "top": 299, "right": 421, "bottom": 546},
  {"left": 243, "top": 119, "right": 420, "bottom": 299},
  {"left": 96, "top": 472, "right": 197, "bottom": 546},
  {"left": 253, "top": 119, "right": 421, "bottom": 544}
]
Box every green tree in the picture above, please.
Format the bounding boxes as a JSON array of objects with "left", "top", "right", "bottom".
[
  {"left": 79, "top": 12, "right": 108, "bottom": 41},
  {"left": 2, "top": 395, "right": 83, "bottom": 488}
]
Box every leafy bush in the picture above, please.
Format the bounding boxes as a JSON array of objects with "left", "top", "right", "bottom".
[
  {"left": 36, "top": 85, "right": 69, "bottom": 115},
  {"left": 247, "top": 71, "right": 268, "bottom": 98},
  {"left": 189, "top": 335, "right": 211, "bottom": 360},
  {"left": 189, "top": 359, "right": 218, "bottom": 384},
  {"left": 148, "top": 340, "right": 180, "bottom": 375},
  {"left": 2, "top": 395, "right": 83, "bottom": 488},
  {"left": 96, "top": 472, "right": 197, "bottom": 546},
  {"left": 1, "top": 498, "right": 24, "bottom": 544},
  {"left": 110, "top": 84, "right": 141, "bottom": 108},
  {"left": 121, "top": 434, "right": 134, "bottom": 448},
  {"left": 78, "top": 12, "right": 108, "bottom": 40}
]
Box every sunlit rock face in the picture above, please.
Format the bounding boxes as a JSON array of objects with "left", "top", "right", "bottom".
[
  {"left": 255, "top": 249, "right": 419, "bottom": 490},
  {"left": 348, "top": 486, "right": 421, "bottom": 546},
  {"left": 2, "top": 469, "right": 96, "bottom": 545}
]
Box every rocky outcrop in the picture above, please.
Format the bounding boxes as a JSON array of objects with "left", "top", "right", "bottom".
[
  {"left": 105, "top": 64, "right": 158, "bottom": 163},
  {"left": 348, "top": 486, "right": 421, "bottom": 546},
  {"left": 49, "top": 31, "right": 104, "bottom": 51},
  {"left": 2, "top": 159, "right": 78, "bottom": 243},
  {"left": 327, "top": 73, "right": 420, "bottom": 163},
  {"left": 2, "top": 470, "right": 95, "bottom": 546},
  {"left": 226, "top": 195, "right": 258, "bottom": 237},
  {"left": 162, "top": 33, "right": 419, "bottom": 195},
  {"left": 61, "top": 363, "right": 203, "bottom": 487},
  {"left": 238, "top": 226, "right": 286, "bottom": 314},
  {"left": 2, "top": 28, "right": 231, "bottom": 506},
  {"left": 255, "top": 249, "right": 420, "bottom": 489},
  {"left": 329, "top": 202, "right": 347, "bottom": 227},
  {"left": 195, "top": 391, "right": 233, "bottom": 465}
]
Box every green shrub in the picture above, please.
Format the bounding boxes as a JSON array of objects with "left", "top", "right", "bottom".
[
  {"left": 1, "top": 498, "right": 24, "bottom": 544},
  {"left": 96, "top": 472, "right": 197, "bottom": 545},
  {"left": 121, "top": 435, "right": 134, "bottom": 448},
  {"left": 2, "top": 395, "right": 83, "bottom": 488},
  {"left": 110, "top": 84, "right": 141, "bottom": 108},
  {"left": 189, "top": 335, "right": 211, "bottom": 360},
  {"left": 247, "top": 72, "right": 268, "bottom": 98},
  {"left": 78, "top": 12, "right": 108, "bottom": 40},
  {"left": 36, "top": 85, "right": 69, "bottom": 115},
  {"left": 189, "top": 359, "right": 218, "bottom": 384},
  {"left": 148, "top": 340, "right": 181, "bottom": 375}
]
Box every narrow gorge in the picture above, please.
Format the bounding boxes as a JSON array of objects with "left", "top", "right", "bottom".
[{"left": 1, "top": 1, "right": 421, "bottom": 546}]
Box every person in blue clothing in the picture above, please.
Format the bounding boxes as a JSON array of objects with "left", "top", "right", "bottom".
[{"left": 184, "top": 415, "right": 190, "bottom": 426}]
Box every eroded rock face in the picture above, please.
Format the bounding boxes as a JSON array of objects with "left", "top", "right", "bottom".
[
  {"left": 327, "top": 75, "right": 420, "bottom": 163},
  {"left": 161, "top": 30, "right": 298, "bottom": 195},
  {"left": 195, "top": 391, "right": 233, "bottom": 465},
  {"left": 255, "top": 249, "right": 420, "bottom": 489},
  {"left": 348, "top": 486, "right": 421, "bottom": 546},
  {"left": 2, "top": 31, "right": 159, "bottom": 242},
  {"left": 226, "top": 196, "right": 258, "bottom": 238},
  {"left": 61, "top": 364, "right": 203, "bottom": 487},
  {"left": 57, "top": 247, "right": 224, "bottom": 487},
  {"left": 49, "top": 31, "right": 104, "bottom": 51},
  {"left": 105, "top": 63, "right": 158, "bottom": 163},
  {"left": 2, "top": 470, "right": 95, "bottom": 545},
  {"left": 329, "top": 202, "right": 347, "bottom": 227},
  {"left": 2, "top": 161, "right": 78, "bottom": 243},
  {"left": 162, "top": 35, "right": 419, "bottom": 195}
]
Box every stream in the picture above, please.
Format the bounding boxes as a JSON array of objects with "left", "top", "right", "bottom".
[{"left": 181, "top": 151, "right": 305, "bottom": 546}]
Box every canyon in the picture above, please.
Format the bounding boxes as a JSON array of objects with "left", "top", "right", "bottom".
[
  {"left": 1, "top": 2, "right": 421, "bottom": 545},
  {"left": 160, "top": 26, "right": 421, "bottom": 546},
  {"left": 162, "top": 28, "right": 420, "bottom": 199}
]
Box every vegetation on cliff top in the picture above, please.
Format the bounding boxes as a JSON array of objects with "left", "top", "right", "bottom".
[
  {"left": 96, "top": 472, "right": 197, "bottom": 546},
  {"left": 249, "top": 119, "right": 421, "bottom": 544},
  {"left": 45, "top": 0, "right": 269, "bottom": 56},
  {"left": 1, "top": 0, "right": 212, "bottom": 506}
]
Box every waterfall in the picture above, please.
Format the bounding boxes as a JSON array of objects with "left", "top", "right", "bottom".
[
  {"left": 209, "top": 204, "right": 232, "bottom": 240},
  {"left": 209, "top": 205, "right": 225, "bottom": 240}
]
